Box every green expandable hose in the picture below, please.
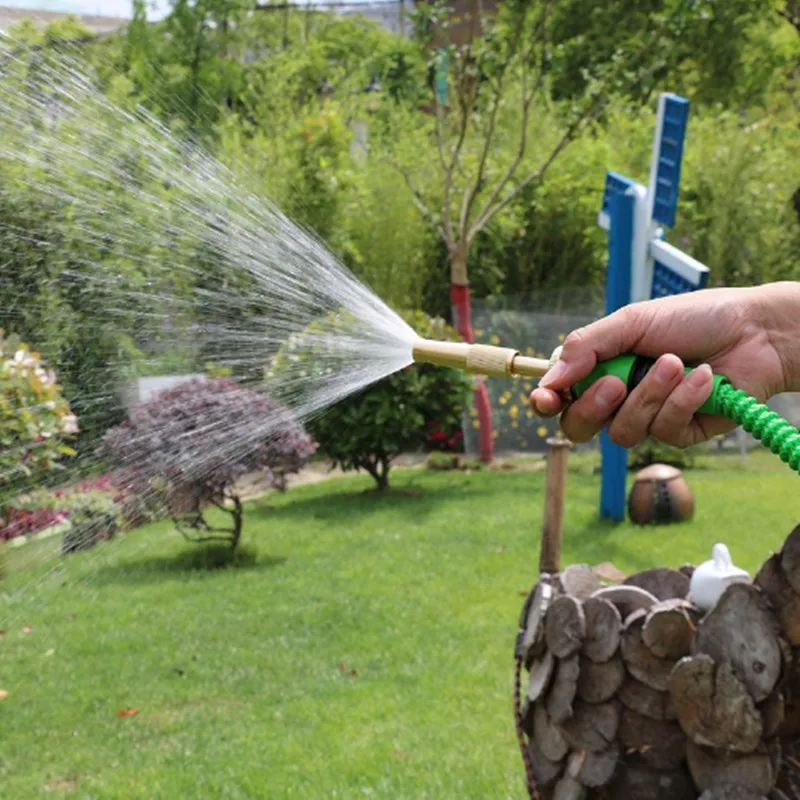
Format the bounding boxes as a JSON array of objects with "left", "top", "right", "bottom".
[{"left": 571, "top": 354, "right": 800, "bottom": 475}]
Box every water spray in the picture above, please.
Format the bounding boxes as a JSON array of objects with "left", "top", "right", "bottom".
[{"left": 412, "top": 338, "right": 800, "bottom": 474}]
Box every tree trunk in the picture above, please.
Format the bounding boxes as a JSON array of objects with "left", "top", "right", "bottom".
[
  {"left": 230, "top": 494, "right": 243, "bottom": 551},
  {"left": 450, "top": 248, "right": 494, "bottom": 463}
]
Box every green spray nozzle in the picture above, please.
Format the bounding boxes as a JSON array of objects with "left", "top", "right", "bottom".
[
  {"left": 571, "top": 354, "right": 800, "bottom": 473},
  {"left": 571, "top": 354, "right": 730, "bottom": 417}
]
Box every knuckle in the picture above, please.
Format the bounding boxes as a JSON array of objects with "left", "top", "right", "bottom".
[
  {"left": 562, "top": 328, "right": 586, "bottom": 355},
  {"left": 609, "top": 427, "right": 637, "bottom": 449},
  {"left": 608, "top": 414, "right": 641, "bottom": 448}
]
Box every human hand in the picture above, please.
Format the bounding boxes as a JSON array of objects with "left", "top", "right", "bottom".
[{"left": 529, "top": 283, "right": 800, "bottom": 449}]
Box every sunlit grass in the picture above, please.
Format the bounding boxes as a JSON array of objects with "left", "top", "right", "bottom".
[{"left": 1, "top": 456, "right": 798, "bottom": 798}]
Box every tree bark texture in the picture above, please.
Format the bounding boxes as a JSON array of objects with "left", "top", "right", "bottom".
[
  {"left": 450, "top": 278, "right": 494, "bottom": 464},
  {"left": 516, "top": 524, "right": 800, "bottom": 799}
]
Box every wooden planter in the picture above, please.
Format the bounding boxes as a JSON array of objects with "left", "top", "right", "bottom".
[{"left": 516, "top": 527, "right": 800, "bottom": 799}]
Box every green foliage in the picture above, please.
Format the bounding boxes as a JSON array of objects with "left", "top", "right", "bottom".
[
  {"left": 60, "top": 491, "right": 121, "bottom": 554},
  {"left": 548, "top": 0, "right": 779, "bottom": 108},
  {"left": 0, "top": 333, "right": 77, "bottom": 511},
  {"left": 271, "top": 311, "right": 472, "bottom": 489},
  {"left": 629, "top": 438, "right": 697, "bottom": 471},
  {"left": 674, "top": 110, "right": 800, "bottom": 286},
  {"left": 18, "top": 488, "right": 122, "bottom": 554},
  {"left": 2, "top": 5, "right": 798, "bottom": 482}
]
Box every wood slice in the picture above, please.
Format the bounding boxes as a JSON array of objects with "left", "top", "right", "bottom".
[
  {"left": 577, "top": 653, "right": 625, "bottom": 704},
  {"left": 780, "top": 523, "right": 800, "bottom": 595},
  {"left": 523, "top": 578, "right": 554, "bottom": 666},
  {"left": 759, "top": 692, "right": 785, "bottom": 740},
  {"left": 621, "top": 608, "right": 676, "bottom": 691},
  {"left": 560, "top": 564, "right": 602, "bottom": 601},
  {"left": 618, "top": 707, "right": 686, "bottom": 770},
  {"left": 625, "top": 567, "right": 691, "bottom": 601},
  {"left": 687, "top": 741, "right": 775, "bottom": 794},
  {"left": 618, "top": 676, "right": 676, "bottom": 721},
  {"left": 527, "top": 734, "right": 565, "bottom": 788},
  {"left": 581, "top": 597, "right": 622, "bottom": 664},
  {"left": 535, "top": 702, "right": 569, "bottom": 763},
  {"left": 565, "top": 743, "right": 619, "bottom": 788},
  {"left": 668, "top": 654, "right": 762, "bottom": 752},
  {"left": 547, "top": 655, "right": 580, "bottom": 724},
  {"left": 559, "top": 700, "right": 619, "bottom": 752},
  {"left": 698, "top": 788, "right": 768, "bottom": 800},
  {"left": 527, "top": 650, "right": 555, "bottom": 704},
  {"left": 521, "top": 697, "right": 535, "bottom": 737},
  {"left": 552, "top": 775, "right": 586, "bottom": 800},
  {"left": 643, "top": 599, "right": 700, "bottom": 660},
  {"left": 591, "top": 585, "right": 658, "bottom": 619},
  {"left": 546, "top": 596, "right": 586, "bottom": 658},
  {"left": 608, "top": 759, "right": 696, "bottom": 800},
  {"left": 592, "top": 562, "right": 627, "bottom": 583},
  {"left": 754, "top": 553, "right": 800, "bottom": 646},
  {"left": 694, "top": 583, "right": 782, "bottom": 703}
]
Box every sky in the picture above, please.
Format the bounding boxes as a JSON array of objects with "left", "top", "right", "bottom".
[
  {"left": 2, "top": 0, "right": 163, "bottom": 19},
  {"left": 1, "top": 0, "right": 376, "bottom": 20}
]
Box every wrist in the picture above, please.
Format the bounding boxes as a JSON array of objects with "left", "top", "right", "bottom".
[{"left": 752, "top": 282, "right": 800, "bottom": 394}]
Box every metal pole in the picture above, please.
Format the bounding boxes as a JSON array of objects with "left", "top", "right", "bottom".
[{"left": 539, "top": 437, "right": 571, "bottom": 575}]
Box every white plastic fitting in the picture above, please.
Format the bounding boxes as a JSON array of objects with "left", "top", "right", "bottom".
[{"left": 688, "top": 543, "right": 750, "bottom": 612}]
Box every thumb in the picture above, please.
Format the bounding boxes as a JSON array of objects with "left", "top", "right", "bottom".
[{"left": 540, "top": 304, "right": 647, "bottom": 391}]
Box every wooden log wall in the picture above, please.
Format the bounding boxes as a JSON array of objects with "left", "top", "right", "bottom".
[{"left": 517, "top": 526, "right": 800, "bottom": 799}]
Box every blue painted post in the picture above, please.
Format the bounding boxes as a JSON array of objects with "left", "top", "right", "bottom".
[{"left": 600, "top": 189, "right": 635, "bottom": 522}]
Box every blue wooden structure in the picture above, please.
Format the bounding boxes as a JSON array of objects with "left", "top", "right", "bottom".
[{"left": 596, "top": 93, "right": 710, "bottom": 521}]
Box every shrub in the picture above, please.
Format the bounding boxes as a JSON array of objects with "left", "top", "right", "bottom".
[
  {"left": 0, "top": 505, "right": 69, "bottom": 542},
  {"left": 629, "top": 438, "right": 697, "bottom": 472},
  {"left": 0, "top": 331, "right": 77, "bottom": 512},
  {"left": 270, "top": 311, "right": 472, "bottom": 490},
  {"left": 99, "top": 379, "right": 316, "bottom": 550},
  {"left": 60, "top": 491, "right": 121, "bottom": 554},
  {"left": 14, "top": 488, "right": 121, "bottom": 553}
]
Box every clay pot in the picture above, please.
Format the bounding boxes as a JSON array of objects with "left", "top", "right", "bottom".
[{"left": 627, "top": 463, "right": 694, "bottom": 525}]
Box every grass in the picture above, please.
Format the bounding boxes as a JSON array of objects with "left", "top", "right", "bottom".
[{"left": 1, "top": 451, "right": 799, "bottom": 798}]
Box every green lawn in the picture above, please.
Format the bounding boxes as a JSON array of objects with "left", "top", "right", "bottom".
[{"left": 2, "top": 453, "right": 799, "bottom": 798}]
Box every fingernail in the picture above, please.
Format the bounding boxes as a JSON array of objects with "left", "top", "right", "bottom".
[
  {"left": 540, "top": 360, "right": 567, "bottom": 387},
  {"left": 595, "top": 381, "right": 625, "bottom": 408},
  {"left": 688, "top": 363, "right": 712, "bottom": 388},
  {"left": 653, "top": 355, "right": 679, "bottom": 385}
]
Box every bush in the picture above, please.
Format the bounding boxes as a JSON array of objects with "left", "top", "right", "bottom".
[
  {"left": 15, "top": 488, "right": 121, "bottom": 553},
  {"left": 270, "top": 311, "right": 472, "bottom": 490},
  {"left": 629, "top": 438, "right": 697, "bottom": 472},
  {"left": 0, "top": 331, "right": 77, "bottom": 512},
  {"left": 0, "top": 505, "right": 69, "bottom": 542},
  {"left": 99, "top": 378, "right": 316, "bottom": 550}
]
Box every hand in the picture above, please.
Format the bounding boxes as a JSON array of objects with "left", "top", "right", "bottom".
[{"left": 529, "top": 283, "right": 800, "bottom": 449}]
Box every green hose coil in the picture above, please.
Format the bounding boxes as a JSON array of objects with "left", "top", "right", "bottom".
[{"left": 716, "top": 383, "right": 800, "bottom": 473}]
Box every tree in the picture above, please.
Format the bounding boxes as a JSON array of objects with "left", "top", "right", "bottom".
[
  {"left": 99, "top": 379, "right": 316, "bottom": 550},
  {"left": 547, "top": 0, "right": 777, "bottom": 107},
  {"left": 390, "top": 0, "right": 750, "bottom": 463}
]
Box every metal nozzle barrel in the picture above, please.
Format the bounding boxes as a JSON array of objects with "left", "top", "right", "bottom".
[{"left": 411, "top": 338, "right": 551, "bottom": 379}]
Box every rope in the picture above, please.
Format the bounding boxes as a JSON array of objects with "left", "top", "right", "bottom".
[
  {"left": 513, "top": 646, "right": 541, "bottom": 800},
  {"left": 717, "top": 384, "right": 800, "bottom": 472}
]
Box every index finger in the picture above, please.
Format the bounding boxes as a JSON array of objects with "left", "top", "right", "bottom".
[{"left": 539, "top": 304, "right": 647, "bottom": 392}]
